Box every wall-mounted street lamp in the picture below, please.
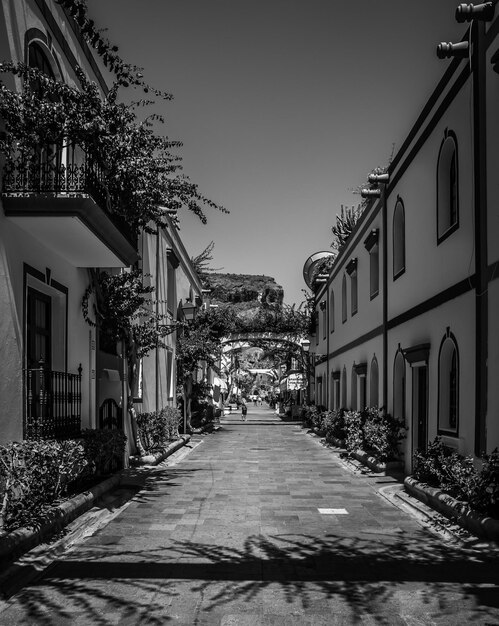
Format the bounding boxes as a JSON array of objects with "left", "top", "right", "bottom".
[
  {"left": 181, "top": 300, "right": 197, "bottom": 322},
  {"left": 456, "top": 2, "right": 494, "bottom": 22},
  {"left": 436, "top": 41, "right": 469, "bottom": 59}
]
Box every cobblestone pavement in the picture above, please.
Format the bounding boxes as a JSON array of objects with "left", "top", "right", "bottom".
[{"left": 1, "top": 406, "right": 499, "bottom": 625}]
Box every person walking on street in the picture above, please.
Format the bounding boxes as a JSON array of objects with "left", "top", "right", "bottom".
[{"left": 241, "top": 398, "right": 248, "bottom": 421}]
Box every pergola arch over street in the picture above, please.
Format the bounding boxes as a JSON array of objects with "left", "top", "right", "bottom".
[
  {"left": 220, "top": 331, "right": 309, "bottom": 399},
  {"left": 221, "top": 332, "right": 306, "bottom": 354}
]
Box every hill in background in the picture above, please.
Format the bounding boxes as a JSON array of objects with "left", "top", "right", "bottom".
[{"left": 202, "top": 273, "right": 284, "bottom": 309}]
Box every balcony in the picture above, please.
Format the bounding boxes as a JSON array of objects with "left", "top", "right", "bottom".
[
  {"left": 25, "top": 362, "right": 82, "bottom": 440},
  {"left": 2, "top": 144, "right": 138, "bottom": 267}
]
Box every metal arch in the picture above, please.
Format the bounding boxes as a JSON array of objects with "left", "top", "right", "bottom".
[{"left": 221, "top": 332, "right": 305, "bottom": 353}]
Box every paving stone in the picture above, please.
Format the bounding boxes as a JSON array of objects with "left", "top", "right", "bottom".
[{"left": 1, "top": 406, "right": 499, "bottom": 624}]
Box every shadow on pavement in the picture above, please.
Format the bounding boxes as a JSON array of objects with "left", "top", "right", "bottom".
[{"left": 2, "top": 530, "right": 499, "bottom": 623}]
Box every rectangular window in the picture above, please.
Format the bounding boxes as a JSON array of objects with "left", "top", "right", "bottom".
[
  {"left": 351, "top": 271, "right": 358, "bottom": 315},
  {"left": 167, "top": 260, "right": 176, "bottom": 316},
  {"left": 27, "top": 288, "right": 52, "bottom": 369},
  {"left": 166, "top": 349, "right": 173, "bottom": 400},
  {"left": 370, "top": 245, "right": 379, "bottom": 299},
  {"left": 334, "top": 379, "right": 340, "bottom": 409},
  {"left": 342, "top": 276, "right": 347, "bottom": 323}
]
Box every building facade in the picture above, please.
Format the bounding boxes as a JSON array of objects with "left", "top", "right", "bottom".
[
  {"left": 305, "top": 3, "right": 499, "bottom": 472},
  {"left": 0, "top": 1, "right": 204, "bottom": 452}
]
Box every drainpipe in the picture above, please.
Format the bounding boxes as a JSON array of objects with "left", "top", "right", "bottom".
[
  {"left": 472, "top": 20, "right": 488, "bottom": 455},
  {"left": 156, "top": 230, "right": 160, "bottom": 412},
  {"left": 326, "top": 287, "right": 330, "bottom": 409},
  {"left": 382, "top": 187, "right": 388, "bottom": 409}
]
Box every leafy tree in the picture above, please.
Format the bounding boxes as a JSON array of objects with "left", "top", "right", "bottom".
[{"left": 0, "top": 63, "right": 227, "bottom": 233}]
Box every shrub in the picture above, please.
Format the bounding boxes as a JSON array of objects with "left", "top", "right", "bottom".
[
  {"left": 79, "top": 429, "right": 127, "bottom": 477},
  {"left": 0, "top": 430, "right": 127, "bottom": 534},
  {"left": 363, "top": 408, "right": 406, "bottom": 462},
  {"left": 323, "top": 409, "right": 346, "bottom": 444},
  {"left": 0, "top": 439, "right": 87, "bottom": 533},
  {"left": 302, "top": 405, "right": 319, "bottom": 429},
  {"left": 344, "top": 410, "right": 365, "bottom": 453},
  {"left": 136, "top": 407, "right": 180, "bottom": 450},
  {"left": 470, "top": 448, "right": 499, "bottom": 518},
  {"left": 413, "top": 437, "right": 477, "bottom": 501},
  {"left": 313, "top": 410, "right": 329, "bottom": 434}
]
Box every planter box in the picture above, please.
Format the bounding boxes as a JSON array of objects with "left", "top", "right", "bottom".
[
  {"left": 0, "top": 471, "right": 123, "bottom": 567},
  {"left": 327, "top": 436, "right": 346, "bottom": 448},
  {"left": 404, "top": 476, "right": 499, "bottom": 542},
  {"left": 130, "top": 435, "right": 191, "bottom": 467},
  {"left": 351, "top": 449, "right": 403, "bottom": 474}
]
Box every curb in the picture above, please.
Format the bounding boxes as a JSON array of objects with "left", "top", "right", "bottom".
[
  {"left": 404, "top": 476, "right": 499, "bottom": 542},
  {"left": 0, "top": 432, "right": 201, "bottom": 567},
  {"left": 130, "top": 434, "right": 191, "bottom": 466},
  {"left": 0, "top": 471, "right": 122, "bottom": 567}
]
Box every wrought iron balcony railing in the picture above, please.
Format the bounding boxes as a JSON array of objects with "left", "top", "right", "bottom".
[
  {"left": 2, "top": 143, "right": 136, "bottom": 245},
  {"left": 25, "top": 362, "right": 82, "bottom": 440}
]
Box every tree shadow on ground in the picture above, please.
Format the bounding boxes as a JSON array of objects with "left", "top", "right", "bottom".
[{"left": 1, "top": 530, "right": 499, "bottom": 624}]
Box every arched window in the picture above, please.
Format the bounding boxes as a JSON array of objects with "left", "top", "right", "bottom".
[
  {"left": 393, "top": 199, "right": 406, "bottom": 279},
  {"left": 437, "top": 131, "right": 459, "bottom": 242},
  {"left": 330, "top": 290, "right": 335, "bottom": 333},
  {"left": 393, "top": 350, "right": 406, "bottom": 422},
  {"left": 342, "top": 274, "right": 347, "bottom": 322},
  {"left": 322, "top": 303, "right": 327, "bottom": 340},
  {"left": 351, "top": 366, "right": 357, "bottom": 410},
  {"left": 27, "top": 40, "right": 57, "bottom": 96},
  {"left": 341, "top": 366, "right": 347, "bottom": 408},
  {"left": 438, "top": 332, "right": 459, "bottom": 434},
  {"left": 370, "top": 356, "right": 379, "bottom": 407}
]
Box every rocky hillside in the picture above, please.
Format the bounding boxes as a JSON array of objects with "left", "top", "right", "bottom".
[{"left": 201, "top": 273, "right": 284, "bottom": 307}]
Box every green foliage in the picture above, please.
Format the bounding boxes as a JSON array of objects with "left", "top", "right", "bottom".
[
  {"left": 343, "top": 408, "right": 406, "bottom": 462},
  {"left": 344, "top": 410, "right": 366, "bottom": 454},
  {"left": 413, "top": 437, "right": 477, "bottom": 501},
  {"left": 82, "top": 268, "right": 176, "bottom": 359},
  {"left": 323, "top": 409, "right": 347, "bottom": 444},
  {"left": 191, "top": 241, "right": 223, "bottom": 277},
  {"left": 469, "top": 448, "right": 499, "bottom": 518},
  {"left": 413, "top": 440, "right": 499, "bottom": 518},
  {"left": 202, "top": 273, "right": 283, "bottom": 305},
  {"left": 0, "top": 439, "right": 86, "bottom": 532},
  {"left": 136, "top": 407, "right": 180, "bottom": 450},
  {"left": 301, "top": 405, "right": 320, "bottom": 429},
  {"left": 56, "top": 0, "right": 169, "bottom": 97},
  {"left": 0, "top": 61, "right": 227, "bottom": 233},
  {"left": 0, "top": 431, "right": 126, "bottom": 533},
  {"left": 79, "top": 429, "right": 127, "bottom": 477},
  {"left": 363, "top": 408, "right": 406, "bottom": 462},
  {"left": 330, "top": 205, "right": 363, "bottom": 253}
]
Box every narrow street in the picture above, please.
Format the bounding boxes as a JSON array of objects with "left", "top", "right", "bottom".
[{"left": 1, "top": 406, "right": 498, "bottom": 625}]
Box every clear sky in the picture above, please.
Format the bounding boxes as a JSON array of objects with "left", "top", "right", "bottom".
[{"left": 87, "top": 0, "right": 464, "bottom": 306}]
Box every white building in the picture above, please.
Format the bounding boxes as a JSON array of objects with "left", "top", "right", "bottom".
[
  {"left": 305, "top": 3, "right": 499, "bottom": 473},
  {"left": 0, "top": 0, "right": 204, "bottom": 453}
]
